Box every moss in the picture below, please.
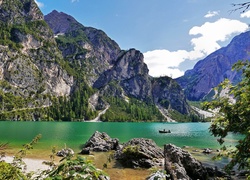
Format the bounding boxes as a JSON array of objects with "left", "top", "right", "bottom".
[{"left": 122, "top": 145, "right": 140, "bottom": 156}]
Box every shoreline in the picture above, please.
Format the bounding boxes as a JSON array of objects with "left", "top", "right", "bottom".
[
  {"left": 1, "top": 146, "right": 234, "bottom": 180},
  {"left": 2, "top": 156, "right": 50, "bottom": 173}
]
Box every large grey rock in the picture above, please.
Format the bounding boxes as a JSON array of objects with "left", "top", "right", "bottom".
[
  {"left": 164, "top": 144, "right": 230, "bottom": 180},
  {"left": 115, "top": 138, "right": 163, "bottom": 168},
  {"left": 164, "top": 144, "right": 208, "bottom": 180},
  {"left": 80, "top": 131, "right": 119, "bottom": 153}
]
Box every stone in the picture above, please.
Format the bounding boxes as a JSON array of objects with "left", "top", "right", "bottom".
[
  {"left": 164, "top": 144, "right": 232, "bottom": 180},
  {"left": 115, "top": 138, "right": 163, "bottom": 168},
  {"left": 56, "top": 148, "right": 74, "bottom": 157},
  {"left": 80, "top": 131, "right": 119, "bottom": 153},
  {"left": 164, "top": 144, "right": 208, "bottom": 180},
  {"left": 203, "top": 148, "right": 212, "bottom": 154},
  {"left": 147, "top": 170, "right": 168, "bottom": 180}
]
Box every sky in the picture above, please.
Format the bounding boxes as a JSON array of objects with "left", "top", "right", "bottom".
[{"left": 35, "top": 0, "right": 250, "bottom": 78}]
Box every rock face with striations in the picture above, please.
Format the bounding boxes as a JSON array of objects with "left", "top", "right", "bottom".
[
  {"left": 94, "top": 49, "right": 153, "bottom": 102},
  {"left": 176, "top": 31, "right": 250, "bottom": 101},
  {"left": 44, "top": 10, "right": 121, "bottom": 87},
  {"left": 0, "top": 0, "right": 73, "bottom": 102}
]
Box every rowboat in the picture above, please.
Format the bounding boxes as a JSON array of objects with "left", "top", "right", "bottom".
[{"left": 159, "top": 129, "right": 171, "bottom": 133}]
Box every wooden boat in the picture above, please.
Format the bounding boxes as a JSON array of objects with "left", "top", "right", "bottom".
[{"left": 159, "top": 129, "right": 171, "bottom": 133}]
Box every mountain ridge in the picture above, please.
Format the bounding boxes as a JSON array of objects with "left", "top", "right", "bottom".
[
  {"left": 0, "top": 0, "right": 197, "bottom": 121},
  {"left": 45, "top": 10, "right": 191, "bottom": 120},
  {"left": 176, "top": 30, "right": 250, "bottom": 101}
]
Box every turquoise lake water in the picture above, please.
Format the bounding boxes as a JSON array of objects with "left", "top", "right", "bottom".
[{"left": 0, "top": 121, "right": 241, "bottom": 153}]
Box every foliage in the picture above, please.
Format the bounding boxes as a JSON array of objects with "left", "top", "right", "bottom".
[
  {"left": 203, "top": 60, "right": 250, "bottom": 172},
  {"left": 47, "top": 81, "right": 97, "bottom": 121},
  {"left": 122, "top": 145, "right": 141, "bottom": 157},
  {"left": 41, "top": 155, "right": 108, "bottom": 180},
  {"left": 12, "top": 134, "right": 42, "bottom": 172},
  {"left": 0, "top": 161, "right": 27, "bottom": 180},
  {"left": 0, "top": 20, "right": 50, "bottom": 51},
  {"left": 168, "top": 109, "right": 205, "bottom": 122},
  {"left": 100, "top": 96, "right": 164, "bottom": 122},
  {"left": 187, "top": 101, "right": 203, "bottom": 109},
  {"left": 0, "top": 135, "right": 108, "bottom": 180},
  {"left": 0, "top": 134, "right": 42, "bottom": 180}
]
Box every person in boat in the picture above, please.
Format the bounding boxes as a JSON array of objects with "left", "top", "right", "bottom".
[{"left": 160, "top": 129, "right": 171, "bottom": 133}]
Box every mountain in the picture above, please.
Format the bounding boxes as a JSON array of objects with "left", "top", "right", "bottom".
[
  {"left": 44, "top": 10, "right": 121, "bottom": 86},
  {"left": 45, "top": 10, "right": 191, "bottom": 121},
  {"left": 0, "top": 0, "right": 193, "bottom": 121},
  {"left": 176, "top": 31, "right": 250, "bottom": 101},
  {"left": 0, "top": 0, "right": 73, "bottom": 120}
]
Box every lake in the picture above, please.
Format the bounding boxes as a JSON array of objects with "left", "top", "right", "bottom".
[
  {"left": 0, "top": 121, "right": 242, "bottom": 178},
  {"left": 0, "top": 121, "right": 240, "bottom": 153}
]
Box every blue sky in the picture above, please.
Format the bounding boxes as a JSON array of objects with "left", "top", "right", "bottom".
[{"left": 35, "top": 0, "right": 250, "bottom": 78}]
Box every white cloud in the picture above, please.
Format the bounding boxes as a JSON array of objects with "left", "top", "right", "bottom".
[
  {"left": 71, "top": 0, "right": 79, "bottom": 2},
  {"left": 189, "top": 18, "right": 248, "bottom": 55},
  {"left": 241, "top": 10, "right": 250, "bottom": 18},
  {"left": 204, "top": 11, "right": 219, "bottom": 18},
  {"left": 144, "top": 18, "right": 248, "bottom": 78},
  {"left": 35, "top": 0, "right": 44, "bottom": 8},
  {"left": 144, "top": 50, "right": 187, "bottom": 78}
]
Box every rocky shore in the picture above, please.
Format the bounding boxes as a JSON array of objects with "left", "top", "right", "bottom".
[
  {"left": 2, "top": 131, "right": 246, "bottom": 179},
  {"left": 80, "top": 131, "right": 246, "bottom": 180}
]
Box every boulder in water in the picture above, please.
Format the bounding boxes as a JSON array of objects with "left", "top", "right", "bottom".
[
  {"left": 115, "top": 138, "right": 164, "bottom": 168},
  {"left": 80, "top": 131, "right": 119, "bottom": 153}
]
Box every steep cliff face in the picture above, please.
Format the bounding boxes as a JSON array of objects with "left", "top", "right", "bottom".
[
  {"left": 44, "top": 10, "right": 121, "bottom": 86},
  {"left": 0, "top": 0, "right": 73, "bottom": 104},
  {"left": 152, "top": 77, "right": 190, "bottom": 114},
  {"left": 176, "top": 31, "right": 250, "bottom": 101},
  {"left": 94, "top": 49, "right": 153, "bottom": 102},
  {"left": 94, "top": 49, "right": 190, "bottom": 114}
]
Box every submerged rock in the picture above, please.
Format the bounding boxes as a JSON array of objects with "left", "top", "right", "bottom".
[
  {"left": 80, "top": 131, "right": 119, "bottom": 153},
  {"left": 115, "top": 138, "right": 163, "bottom": 168}
]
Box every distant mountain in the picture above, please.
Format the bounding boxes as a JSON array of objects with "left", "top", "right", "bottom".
[{"left": 176, "top": 31, "right": 250, "bottom": 101}]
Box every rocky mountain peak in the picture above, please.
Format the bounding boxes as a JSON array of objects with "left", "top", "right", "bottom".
[
  {"left": 45, "top": 10, "right": 121, "bottom": 86},
  {"left": 0, "top": 0, "right": 43, "bottom": 25},
  {"left": 44, "top": 10, "right": 79, "bottom": 35}
]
